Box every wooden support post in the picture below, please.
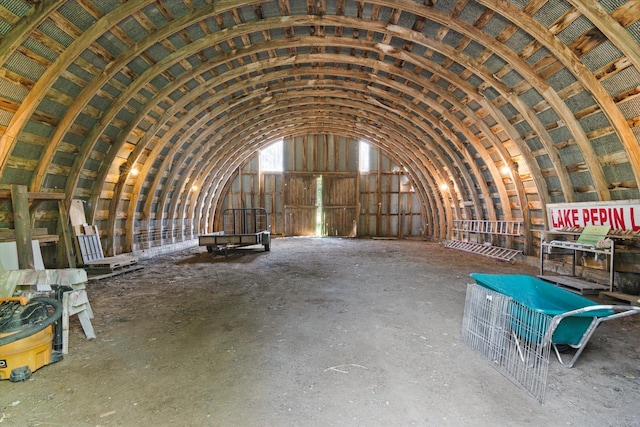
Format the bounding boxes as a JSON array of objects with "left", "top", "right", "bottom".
[
  {"left": 11, "top": 184, "right": 34, "bottom": 269},
  {"left": 57, "top": 200, "right": 76, "bottom": 268},
  {"left": 376, "top": 151, "right": 382, "bottom": 236}
]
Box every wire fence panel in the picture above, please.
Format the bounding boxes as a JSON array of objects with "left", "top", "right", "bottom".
[
  {"left": 461, "top": 283, "right": 551, "bottom": 403},
  {"left": 132, "top": 219, "right": 195, "bottom": 249},
  {"left": 222, "top": 208, "right": 268, "bottom": 234}
]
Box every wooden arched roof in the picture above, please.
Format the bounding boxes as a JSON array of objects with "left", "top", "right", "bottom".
[{"left": 1, "top": 0, "right": 639, "bottom": 255}]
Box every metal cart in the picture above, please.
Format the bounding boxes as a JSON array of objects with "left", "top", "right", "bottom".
[{"left": 462, "top": 274, "right": 640, "bottom": 402}]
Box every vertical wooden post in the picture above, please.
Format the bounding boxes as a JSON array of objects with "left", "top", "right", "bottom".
[
  {"left": 57, "top": 199, "right": 76, "bottom": 268},
  {"left": 11, "top": 184, "right": 34, "bottom": 269},
  {"left": 376, "top": 150, "right": 382, "bottom": 236},
  {"left": 355, "top": 171, "right": 361, "bottom": 238}
]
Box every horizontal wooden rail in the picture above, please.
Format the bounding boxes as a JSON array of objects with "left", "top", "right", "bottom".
[{"left": 0, "top": 191, "right": 65, "bottom": 200}]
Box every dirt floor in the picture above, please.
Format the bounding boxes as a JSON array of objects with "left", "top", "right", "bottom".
[{"left": 1, "top": 237, "right": 640, "bottom": 427}]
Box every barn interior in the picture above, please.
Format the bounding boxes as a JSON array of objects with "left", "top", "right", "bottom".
[{"left": 1, "top": 0, "right": 640, "bottom": 425}]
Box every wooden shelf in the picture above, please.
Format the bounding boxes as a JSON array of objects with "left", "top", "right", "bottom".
[
  {"left": 540, "top": 227, "right": 640, "bottom": 294},
  {"left": 0, "top": 228, "right": 59, "bottom": 244},
  {"left": 544, "top": 229, "right": 640, "bottom": 241},
  {"left": 0, "top": 235, "right": 59, "bottom": 244},
  {"left": 0, "top": 185, "right": 75, "bottom": 269},
  {"left": 540, "top": 236, "right": 614, "bottom": 293}
]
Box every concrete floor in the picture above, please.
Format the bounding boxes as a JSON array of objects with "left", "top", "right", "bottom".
[{"left": 1, "top": 237, "right": 639, "bottom": 426}]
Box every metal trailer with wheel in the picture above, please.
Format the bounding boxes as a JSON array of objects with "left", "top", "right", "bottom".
[{"left": 198, "top": 208, "right": 270, "bottom": 254}]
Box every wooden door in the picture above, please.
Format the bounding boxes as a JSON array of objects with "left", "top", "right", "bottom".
[
  {"left": 284, "top": 174, "right": 318, "bottom": 236},
  {"left": 322, "top": 174, "right": 357, "bottom": 237}
]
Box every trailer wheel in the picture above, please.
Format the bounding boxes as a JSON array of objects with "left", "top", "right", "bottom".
[{"left": 206, "top": 245, "right": 214, "bottom": 253}]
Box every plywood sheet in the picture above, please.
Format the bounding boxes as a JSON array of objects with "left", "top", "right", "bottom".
[
  {"left": 32, "top": 240, "right": 44, "bottom": 270},
  {"left": 0, "top": 240, "right": 45, "bottom": 270},
  {"left": 69, "top": 199, "right": 87, "bottom": 227}
]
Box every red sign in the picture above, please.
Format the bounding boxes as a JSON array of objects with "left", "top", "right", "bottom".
[{"left": 547, "top": 201, "right": 640, "bottom": 231}]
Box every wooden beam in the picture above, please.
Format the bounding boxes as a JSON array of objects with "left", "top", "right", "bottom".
[
  {"left": 107, "top": 52, "right": 524, "bottom": 241},
  {"left": 567, "top": 0, "right": 640, "bottom": 73},
  {"left": 475, "top": 0, "right": 640, "bottom": 195},
  {"left": 181, "top": 108, "right": 452, "bottom": 239},
  {"left": 0, "top": 0, "right": 163, "bottom": 175},
  {"left": 57, "top": 199, "right": 76, "bottom": 268},
  {"left": 11, "top": 184, "right": 35, "bottom": 269},
  {"left": 0, "top": 191, "right": 65, "bottom": 200},
  {"left": 29, "top": 12, "right": 546, "bottom": 247},
  {"left": 0, "top": 0, "right": 61, "bottom": 67}
]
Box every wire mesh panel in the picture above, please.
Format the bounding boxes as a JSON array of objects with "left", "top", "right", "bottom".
[
  {"left": 461, "top": 282, "right": 511, "bottom": 362},
  {"left": 461, "top": 283, "right": 552, "bottom": 403},
  {"left": 223, "top": 208, "right": 268, "bottom": 234}
]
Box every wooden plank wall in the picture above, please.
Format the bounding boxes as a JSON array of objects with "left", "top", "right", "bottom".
[
  {"left": 359, "top": 147, "right": 422, "bottom": 237},
  {"left": 262, "top": 173, "right": 283, "bottom": 236},
  {"left": 222, "top": 135, "right": 423, "bottom": 238},
  {"left": 285, "top": 135, "right": 358, "bottom": 173}
]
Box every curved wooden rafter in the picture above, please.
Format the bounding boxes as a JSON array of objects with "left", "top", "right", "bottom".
[
  {"left": 0, "top": 0, "right": 63, "bottom": 66},
  {"left": 0, "top": 0, "right": 638, "bottom": 257},
  {"left": 126, "top": 83, "right": 500, "bottom": 242},
  {"left": 191, "top": 128, "right": 442, "bottom": 239},
  {"left": 0, "top": 0, "right": 159, "bottom": 172},
  {"left": 86, "top": 39, "right": 552, "bottom": 246},
  {"left": 22, "top": 12, "right": 548, "bottom": 192},
  {"left": 188, "top": 117, "right": 454, "bottom": 240},
  {"left": 567, "top": 0, "right": 640, "bottom": 73},
  {"left": 54, "top": 26, "right": 550, "bottom": 215},
  {"left": 91, "top": 65, "right": 524, "bottom": 251},
  {"left": 130, "top": 78, "right": 500, "bottom": 220},
  {"left": 157, "top": 104, "right": 464, "bottom": 247},
  {"left": 474, "top": 0, "right": 640, "bottom": 192}
]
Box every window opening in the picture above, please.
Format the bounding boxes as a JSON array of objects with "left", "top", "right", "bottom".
[
  {"left": 260, "top": 139, "right": 283, "bottom": 172},
  {"left": 359, "top": 140, "right": 370, "bottom": 173}
]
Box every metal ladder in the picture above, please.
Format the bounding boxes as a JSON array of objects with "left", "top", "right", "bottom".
[
  {"left": 452, "top": 219, "right": 523, "bottom": 236},
  {"left": 444, "top": 240, "right": 521, "bottom": 262}
]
